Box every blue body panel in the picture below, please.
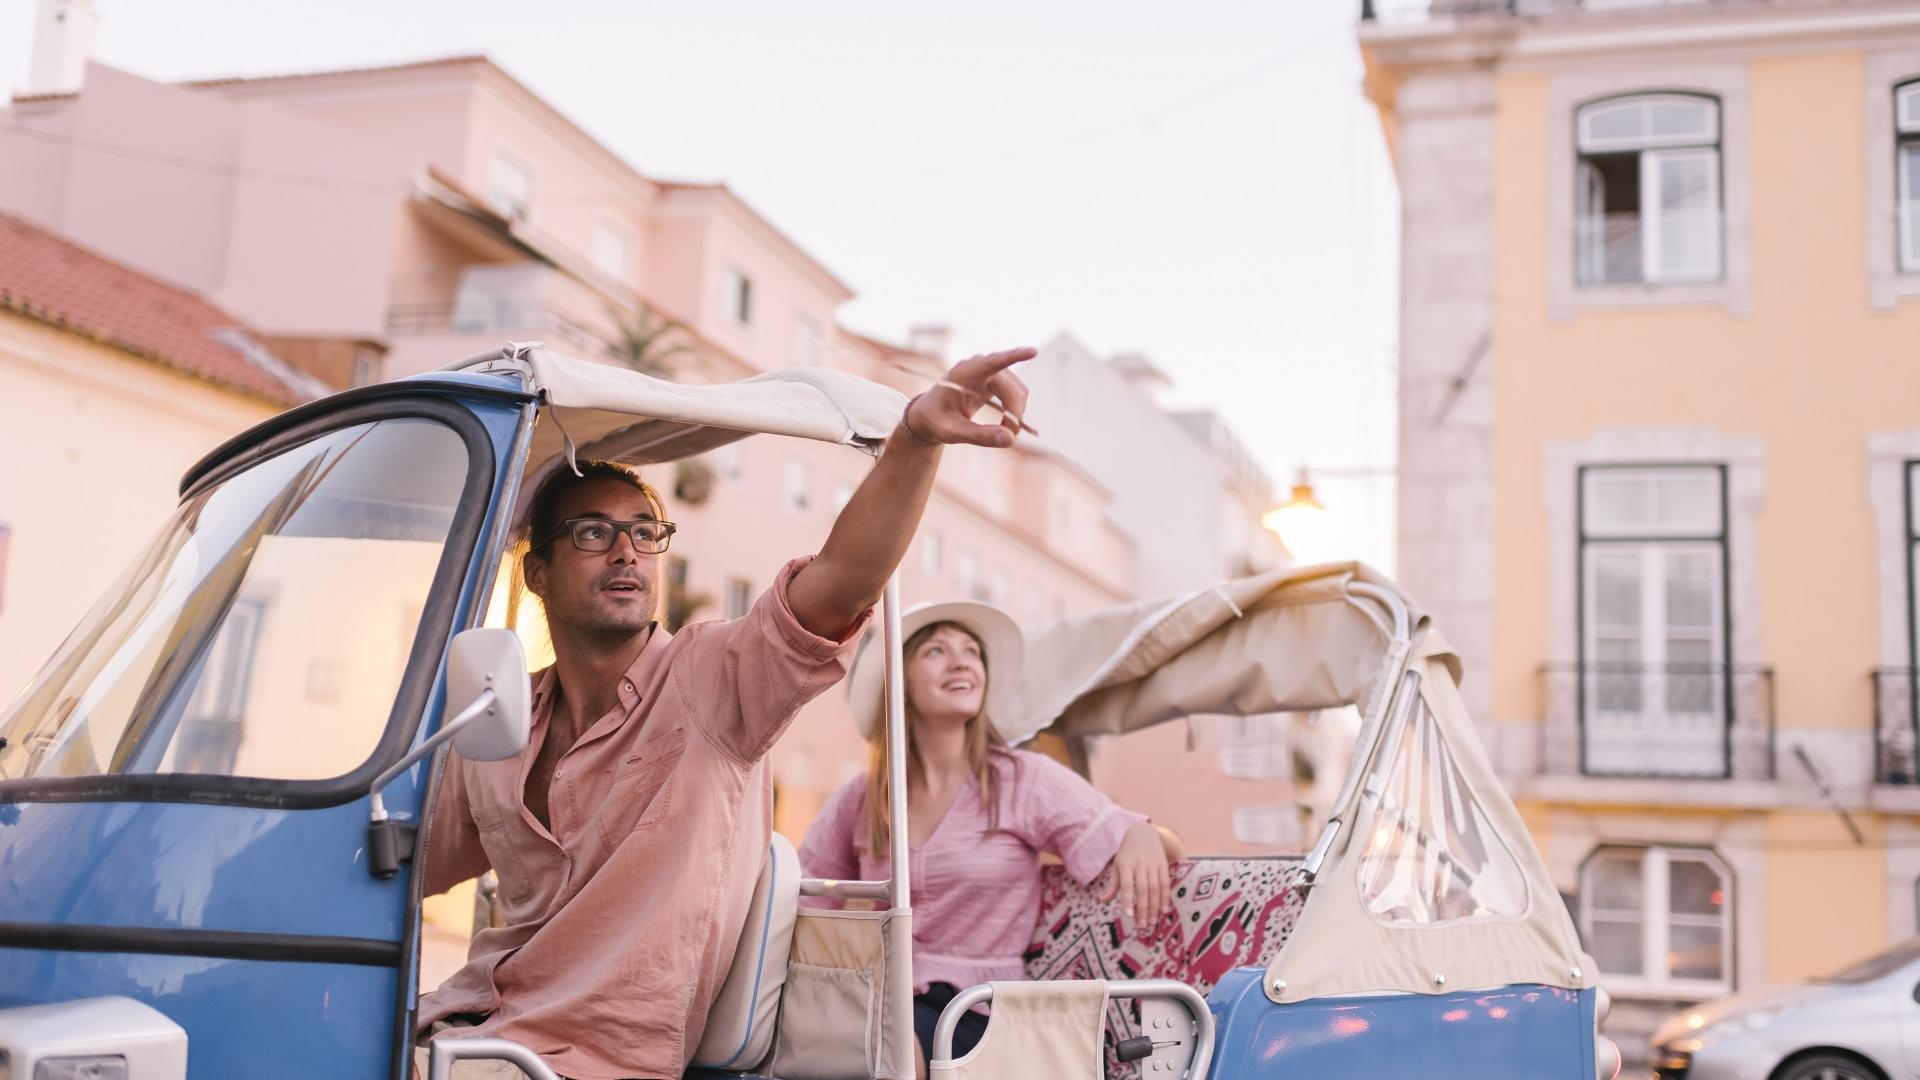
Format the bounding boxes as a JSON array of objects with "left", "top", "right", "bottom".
[
  {"left": 0, "top": 948, "right": 398, "bottom": 1079},
  {"left": 0, "top": 390, "right": 528, "bottom": 1079},
  {"left": 1206, "top": 967, "right": 1596, "bottom": 1079}
]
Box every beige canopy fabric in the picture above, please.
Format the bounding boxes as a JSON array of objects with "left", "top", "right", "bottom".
[
  {"left": 443, "top": 342, "right": 906, "bottom": 529},
  {"left": 1264, "top": 633, "right": 1598, "bottom": 1004},
  {"left": 1006, "top": 562, "right": 1594, "bottom": 1006},
  {"left": 1000, "top": 562, "right": 1436, "bottom": 746}
]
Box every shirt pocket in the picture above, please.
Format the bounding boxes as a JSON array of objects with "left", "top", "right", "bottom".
[{"left": 596, "top": 726, "right": 688, "bottom": 854}]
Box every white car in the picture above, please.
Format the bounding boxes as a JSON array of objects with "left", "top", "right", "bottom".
[{"left": 1651, "top": 939, "right": 1920, "bottom": 1080}]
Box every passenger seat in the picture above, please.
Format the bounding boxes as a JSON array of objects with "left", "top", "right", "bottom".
[{"left": 691, "top": 832, "right": 800, "bottom": 1074}]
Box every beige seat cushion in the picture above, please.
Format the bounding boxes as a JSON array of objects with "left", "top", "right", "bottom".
[
  {"left": 929, "top": 980, "right": 1108, "bottom": 1078},
  {"left": 692, "top": 832, "right": 800, "bottom": 1072}
]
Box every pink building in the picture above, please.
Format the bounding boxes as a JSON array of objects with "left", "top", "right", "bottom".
[{"left": 0, "top": 55, "right": 1135, "bottom": 839}]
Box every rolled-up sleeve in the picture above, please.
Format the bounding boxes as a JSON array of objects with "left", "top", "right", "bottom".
[
  {"left": 673, "top": 555, "right": 872, "bottom": 766},
  {"left": 1009, "top": 752, "right": 1149, "bottom": 886}
]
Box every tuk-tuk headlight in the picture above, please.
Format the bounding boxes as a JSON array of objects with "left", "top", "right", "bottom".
[{"left": 33, "top": 1057, "right": 125, "bottom": 1080}]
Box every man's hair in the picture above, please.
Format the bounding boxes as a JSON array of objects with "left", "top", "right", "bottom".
[{"left": 524, "top": 459, "right": 667, "bottom": 555}]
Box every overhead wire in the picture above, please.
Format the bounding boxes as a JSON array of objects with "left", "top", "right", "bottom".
[{"left": 0, "top": 17, "right": 1355, "bottom": 208}]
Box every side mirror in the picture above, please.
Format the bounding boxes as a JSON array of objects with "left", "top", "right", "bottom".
[
  {"left": 366, "top": 628, "right": 531, "bottom": 879},
  {"left": 445, "top": 628, "right": 532, "bottom": 762}
]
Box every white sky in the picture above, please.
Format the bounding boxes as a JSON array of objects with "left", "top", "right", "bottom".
[{"left": 2, "top": 0, "right": 1401, "bottom": 568}]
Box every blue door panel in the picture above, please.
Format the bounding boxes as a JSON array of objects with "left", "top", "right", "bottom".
[
  {"left": 1207, "top": 968, "right": 1595, "bottom": 1078},
  {"left": 0, "top": 948, "right": 396, "bottom": 1080},
  {"left": 0, "top": 799, "right": 415, "bottom": 939},
  {"left": 0, "top": 390, "right": 530, "bottom": 1080}
]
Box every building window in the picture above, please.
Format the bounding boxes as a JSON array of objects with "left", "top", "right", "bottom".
[
  {"left": 1580, "top": 846, "right": 1732, "bottom": 996},
  {"left": 1578, "top": 465, "right": 1729, "bottom": 777},
  {"left": 1219, "top": 715, "right": 1291, "bottom": 780},
  {"left": 486, "top": 145, "right": 536, "bottom": 221},
  {"left": 789, "top": 314, "right": 821, "bottom": 367},
  {"left": 956, "top": 548, "right": 979, "bottom": 598},
  {"left": 724, "top": 268, "right": 753, "bottom": 326},
  {"left": 591, "top": 218, "right": 633, "bottom": 280},
  {"left": 831, "top": 479, "right": 855, "bottom": 514},
  {"left": 710, "top": 441, "right": 745, "bottom": 481},
  {"left": 1898, "top": 82, "right": 1920, "bottom": 273},
  {"left": 0, "top": 523, "right": 12, "bottom": 616},
  {"left": 1232, "top": 805, "right": 1302, "bottom": 848},
  {"left": 783, "top": 456, "right": 811, "bottom": 515},
  {"left": 1575, "top": 94, "right": 1722, "bottom": 286},
  {"left": 921, "top": 529, "right": 945, "bottom": 577},
  {"left": 725, "top": 577, "right": 753, "bottom": 621}
]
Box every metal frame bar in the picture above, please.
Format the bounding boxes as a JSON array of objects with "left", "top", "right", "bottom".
[
  {"left": 1303, "top": 581, "right": 1413, "bottom": 880},
  {"left": 799, "top": 878, "right": 890, "bottom": 901},
  {"left": 930, "top": 979, "right": 1215, "bottom": 1079},
  {"left": 1906, "top": 458, "right": 1919, "bottom": 777},
  {"left": 883, "top": 575, "right": 912, "bottom": 909},
  {"left": 428, "top": 1037, "right": 564, "bottom": 1080}
]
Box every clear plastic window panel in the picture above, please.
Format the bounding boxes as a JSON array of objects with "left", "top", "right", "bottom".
[
  {"left": 0, "top": 418, "right": 468, "bottom": 783},
  {"left": 1357, "top": 691, "right": 1529, "bottom": 926}
]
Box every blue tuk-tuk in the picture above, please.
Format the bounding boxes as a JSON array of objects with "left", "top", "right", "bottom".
[{"left": 0, "top": 344, "right": 1614, "bottom": 1079}]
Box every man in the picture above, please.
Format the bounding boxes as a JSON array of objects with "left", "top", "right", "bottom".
[{"left": 416, "top": 349, "right": 1035, "bottom": 1079}]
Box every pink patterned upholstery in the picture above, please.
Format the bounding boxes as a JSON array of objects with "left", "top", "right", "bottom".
[{"left": 1023, "top": 856, "right": 1308, "bottom": 1077}]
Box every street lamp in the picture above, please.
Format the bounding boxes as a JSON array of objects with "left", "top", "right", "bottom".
[
  {"left": 1261, "top": 464, "right": 1395, "bottom": 564},
  {"left": 1262, "top": 469, "right": 1331, "bottom": 562}
]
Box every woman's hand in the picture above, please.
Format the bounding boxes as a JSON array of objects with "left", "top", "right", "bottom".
[{"left": 1101, "top": 822, "right": 1174, "bottom": 928}]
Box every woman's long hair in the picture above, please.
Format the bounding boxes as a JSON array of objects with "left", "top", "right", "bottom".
[{"left": 863, "top": 620, "right": 1009, "bottom": 855}]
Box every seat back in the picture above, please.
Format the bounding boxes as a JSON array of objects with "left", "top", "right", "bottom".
[
  {"left": 692, "top": 832, "right": 800, "bottom": 1073},
  {"left": 1025, "top": 855, "right": 1308, "bottom": 1079}
]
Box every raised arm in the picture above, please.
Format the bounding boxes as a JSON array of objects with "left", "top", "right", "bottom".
[{"left": 786, "top": 348, "right": 1035, "bottom": 639}]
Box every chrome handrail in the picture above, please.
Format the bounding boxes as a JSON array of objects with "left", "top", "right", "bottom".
[
  {"left": 1301, "top": 580, "right": 1415, "bottom": 880},
  {"left": 428, "top": 1037, "right": 564, "bottom": 1080}
]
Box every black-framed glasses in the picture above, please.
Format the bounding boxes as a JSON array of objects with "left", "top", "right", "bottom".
[{"left": 538, "top": 517, "right": 677, "bottom": 555}]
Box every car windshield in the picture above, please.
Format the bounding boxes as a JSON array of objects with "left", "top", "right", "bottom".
[
  {"left": 1817, "top": 939, "right": 1920, "bottom": 984},
  {"left": 0, "top": 417, "right": 471, "bottom": 784}
]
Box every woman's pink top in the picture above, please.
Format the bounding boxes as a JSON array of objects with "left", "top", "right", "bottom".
[{"left": 797, "top": 749, "right": 1146, "bottom": 996}]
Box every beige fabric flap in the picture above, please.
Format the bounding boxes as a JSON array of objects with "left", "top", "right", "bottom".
[
  {"left": 1265, "top": 654, "right": 1597, "bottom": 1003},
  {"left": 1002, "top": 562, "right": 1421, "bottom": 745},
  {"left": 445, "top": 345, "right": 906, "bottom": 529},
  {"left": 929, "top": 980, "right": 1108, "bottom": 1079}
]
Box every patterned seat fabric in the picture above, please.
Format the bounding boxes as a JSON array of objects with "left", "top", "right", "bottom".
[{"left": 1023, "top": 856, "right": 1308, "bottom": 1078}]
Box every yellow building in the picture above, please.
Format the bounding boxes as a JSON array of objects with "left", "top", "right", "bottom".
[{"left": 1363, "top": 0, "right": 1920, "bottom": 1053}]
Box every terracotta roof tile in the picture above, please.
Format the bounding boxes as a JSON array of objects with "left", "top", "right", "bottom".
[{"left": 0, "top": 211, "right": 312, "bottom": 405}]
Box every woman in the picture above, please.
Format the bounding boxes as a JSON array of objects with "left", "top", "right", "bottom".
[{"left": 798, "top": 600, "right": 1182, "bottom": 1074}]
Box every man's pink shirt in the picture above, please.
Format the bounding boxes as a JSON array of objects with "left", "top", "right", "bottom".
[{"left": 419, "top": 556, "right": 867, "bottom": 1080}]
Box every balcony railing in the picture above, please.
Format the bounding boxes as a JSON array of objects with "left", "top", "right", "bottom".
[
  {"left": 385, "top": 301, "right": 618, "bottom": 358},
  {"left": 1575, "top": 210, "right": 1724, "bottom": 288},
  {"left": 1874, "top": 668, "right": 1919, "bottom": 785},
  {"left": 1364, "top": 0, "right": 1778, "bottom": 24},
  {"left": 1538, "top": 663, "right": 1776, "bottom": 781}
]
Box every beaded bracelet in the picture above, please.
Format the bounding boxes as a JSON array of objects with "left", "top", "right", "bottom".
[{"left": 901, "top": 393, "right": 940, "bottom": 447}]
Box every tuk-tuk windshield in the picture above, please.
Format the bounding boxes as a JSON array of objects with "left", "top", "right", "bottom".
[{"left": 0, "top": 418, "right": 471, "bottom": 784}]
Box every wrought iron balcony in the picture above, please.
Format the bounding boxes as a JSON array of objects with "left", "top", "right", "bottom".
[
  {"left": 1874, "top": 668, "right": 1919, "bottom": 785},
  {"left": 1537, "top": 663, "right": 1776, "bottom": 781}
]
